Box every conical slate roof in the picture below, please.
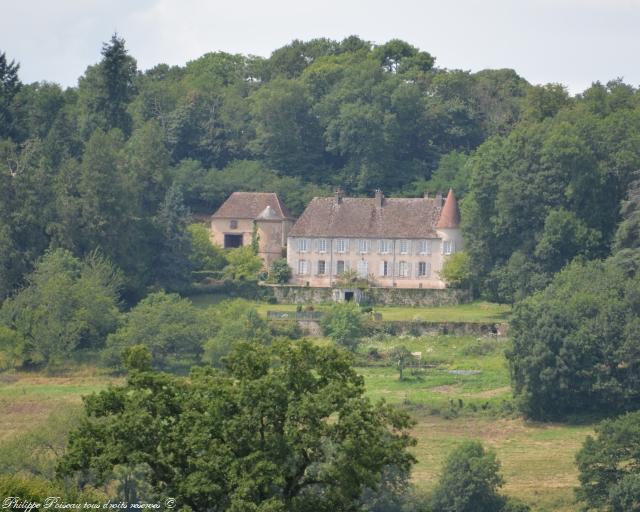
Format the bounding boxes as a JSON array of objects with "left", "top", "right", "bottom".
[
  {"left": 256, "top": 205, "right": 280, "bottom": 220},
  {"left": 436, "top": 189, "right": 461, "bottom": 229}
]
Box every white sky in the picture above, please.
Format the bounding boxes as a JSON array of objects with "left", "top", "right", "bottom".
[{"left": 2, "top": 0, "right": 640, "bottom": 94}]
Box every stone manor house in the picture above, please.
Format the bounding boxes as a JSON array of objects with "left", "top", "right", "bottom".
[{"left": 210, "top": 189, "right": 463, "bottom": 289}]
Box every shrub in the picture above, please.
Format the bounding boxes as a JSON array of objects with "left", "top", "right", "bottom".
[
  {"left": 223, "top": 246, "right": 263, "bottom": 281},
  {"left": 187, "top": 223, "right": 227, "bottom": 271},
  {"left": 431, "top": 441, "right": 527, "bottom": 512},
  {"left": 268, "top": 258, "right": 292, "bottom": 284},
  {"left": 321, "top": 302, "right": 364, "bottom": 351}
]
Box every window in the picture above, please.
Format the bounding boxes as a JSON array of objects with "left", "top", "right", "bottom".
[
  {"left": 297, "top": 260, "right": 309, "bottom": 275},
  {"left": 224, "top": 234, "right": 243, "bottom": 248},
  {"left": 358, "top": 239, "right": 370, "bottom": 254},
  {"left": 398, "top": 261, "right": 409, "bottom": 278},
  {"left": 443, "top": 240, "right": 453, "bottom": 255},
  {"left": 336, "top": 239, "right": 347, "bottom": 253},
  {"left": 379, "top": 261, "right": 391, "bottom": 277},
  {"left": 418, "top": 240, "right": 431, "bottom": 255},
  {"left": 357, "top": 260, "right": 368, "bottom": 278},
  {"left": 379, "top": 239, "right": 391, "bottom": 254},
  {"left": 317, "top": 260, "right": 326, "bottom": 275},
  {"left": 318, "top": 239, "right": 327, "bottom": 253},
  {"left": 417, "top": 262, "right": 429, "bottom": 277},
  {"left": 229, "top": 220, "right": 238, "bottom": 229},
  {"left": 399, "top": 240, "right": 409, "bottom": 254},
  {"left": 296, "top": 238, "right": 310, "bottom": 252},
  {"left": 336, "top": 260, "right": 345, "bottom": 274}
]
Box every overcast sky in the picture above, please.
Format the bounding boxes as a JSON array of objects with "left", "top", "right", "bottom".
[{"left": 2, "top": 0, "right": 639, "bottom": 94}]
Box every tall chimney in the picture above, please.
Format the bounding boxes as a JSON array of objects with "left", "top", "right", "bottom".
[
  {"left": 375, "top": 189, "right": 384, "bottom": 207},
  {"left": 335, "top": 187, "right": 344, "bottom": 204},
  {"left": 435, "top": 191, "right": 443, "bottom": 206}
]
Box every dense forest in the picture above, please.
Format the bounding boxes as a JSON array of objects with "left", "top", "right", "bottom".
[{"left": 2, "top": 33, "right": 638, "bottom": 303}]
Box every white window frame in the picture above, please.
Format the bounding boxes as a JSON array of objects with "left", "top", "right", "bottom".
[
  {"left": 297, "top": 238, "right": 310, "bottom": 253},
  {"left": 358, "top": 239, "right": 370, "bottom": 254},
  {"left": 399, "top": 240, "right": 409, "bottom": 255},
  {"left": 379, "top": 239, "right": 391, "bottom": 254},
  {"left": 317, "top": 260, "right": 326, "bottom": 275},
  {"left": 418, "top": 240, "right": 431, "bottom": 255},
  {"left": 336, "top": 239, "right": 347, "bottom": 253},
  {"left": 297, "top": 260, "right": 309, "bottom": 275},
  {"left": 398, "top": 261, "right": 409, "bottom": 278},
  {"left": 336, "top": 260, "right": 345, "bottom": 274},
  {"left": 379, "top": 260, "right": 391, "bottom": 277},
  {"left": 443, "top": 240, "right": 453, "bottom": 255},
  {"left": 318, "top": 239, "right": 328, "bottom": 253},
  {"left": 417, "top": 261, "right": 429, "bottom": 277},
  {"left": 357, "top": 260, "right": 368, "bottom": 278}
]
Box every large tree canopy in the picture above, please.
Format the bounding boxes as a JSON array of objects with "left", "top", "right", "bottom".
[{"left": 58, "top": 340, "right": 416, "bottom": 511}]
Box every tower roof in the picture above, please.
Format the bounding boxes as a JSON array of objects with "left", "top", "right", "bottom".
[
  {"left": 256, "top": 205, "right": 280, "bottom": 220},
  {"left": 436, "top": 189, "right": 461, "bottom": 229}
]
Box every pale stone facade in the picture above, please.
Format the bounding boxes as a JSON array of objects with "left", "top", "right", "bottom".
[
  {"left": 287, "top": 190, "right": 463, "bottom": 289},
  {"left": 210, "top": 192, "right": 295, "bottom": 269}
]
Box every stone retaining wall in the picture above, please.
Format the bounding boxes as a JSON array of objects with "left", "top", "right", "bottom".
[{"left": 267, "top": 284, "right": 471, "bottom": 306}]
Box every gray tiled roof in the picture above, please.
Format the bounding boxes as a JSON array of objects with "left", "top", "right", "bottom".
[
  {"left": 289, "top": 196, "right": 444, "bottom": 238},
  {"left": 212, "top": 192, "right": 294, "bottom": 220}
]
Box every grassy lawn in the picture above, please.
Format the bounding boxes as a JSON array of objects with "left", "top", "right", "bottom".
[
  {"left": 188, "top": 294, "right": 511, "bottom": 323},
  {"left": 354, "top": 334, "right": 591, "bottom": 511},
  {"left": 357, "top": 335, "right": 512, "bottom": 412},
  {"left": 410, "top": 414, "right": 591, "bottom": 512},
  {"left": 0, "top": 367, "right": 121, "bottom": 442}
]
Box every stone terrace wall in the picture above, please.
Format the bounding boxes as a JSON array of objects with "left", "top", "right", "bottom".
[{"left": 268, "top": 285, "right": 471, "bottom": 306}]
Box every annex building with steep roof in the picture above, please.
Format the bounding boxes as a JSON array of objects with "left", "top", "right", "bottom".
[
  {"left": 287, "top": 189, "right": 462, "bottom": 290},
  {"left": 210, "top": 192, "right": 296, "bottom": 269}
]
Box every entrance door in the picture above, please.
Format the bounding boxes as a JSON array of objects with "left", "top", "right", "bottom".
[
  {"left": 344, "top": 291, "right": 354, "bottom": 302},
  {"left": 224, "top": 234, "right": 243, "bottom": 248}
]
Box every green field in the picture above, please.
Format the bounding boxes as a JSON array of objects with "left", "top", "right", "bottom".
[
  {"left": 349, "top": 334, "right": 591, "bottom": 511},
  {"left": 188, "top": 295, "right": 511, "bottom": 323},
  {"left": 0, "top": 331, "right": 591, "bottom": 511}
]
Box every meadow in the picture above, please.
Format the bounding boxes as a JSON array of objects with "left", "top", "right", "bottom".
[
  {"left": 0, "top": 324, "right": 591, "bottom": 511},
  {"left": 188, "top": 295, "right": 512, "bottom": 323}
]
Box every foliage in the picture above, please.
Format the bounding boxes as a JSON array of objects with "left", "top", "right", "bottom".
[
  {"left": 507, "top": 258, "right": 640, "bottom": 419},
  {"left": 430, "top": 441, "right": 525, "bottom": 512},
  {"left": 388, "top": 345, "right": 415, "bottom": 381},
  {"left": 268, "top": 258, "right": 292, "bottom": 284},
  {"left": 223, "top": 245, "right": 264, "bottom": 281},
  {"left": 202, "top": 299, "right": 271, "bottom": 366},
  {"left": 104, "top": 291, "right": 214, "bottom": 369},
  {"left": 153, "top": 183, "right": 193, "bottom": 292},
  {"left": 0, "top": 249, "right": 122, "bottom": 368},
  {"left": 463, "top": 84, "right": 640, "bottom": 301},
  {"left": 0, "top": 406, "right": 84, "bottom": 479},
  {"left": 58, "top": 340, "right": 416, "bottom": 511},
  {"left": 321, "top": 302, "right": 364, "bottom": 351},
  {"left": 187, "top": 222, "right": 227, "bottom": 271},
  {"left": 440, "top": 251, "right": 473, "bottom": 289},
  {"left": 576, "top": 411, "right": 640, "bottom": 511},
  {"left": 0, "top": 474, "right": 106, "bottom": 506}
]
